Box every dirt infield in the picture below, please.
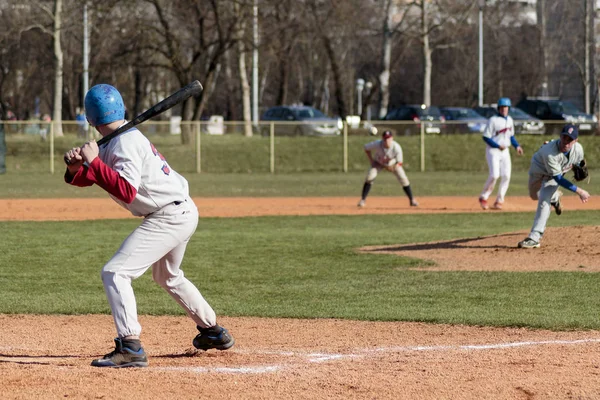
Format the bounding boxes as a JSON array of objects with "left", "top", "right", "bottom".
[
  {"left": 0, "top": 195, "right": 598, "bottom": 220},
  {"left": 1, "top": 196, "right": 600, "bottom": 399}
]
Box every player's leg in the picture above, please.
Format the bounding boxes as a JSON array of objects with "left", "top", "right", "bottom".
[
  {"left": 101, "top": 219, "right": 174, "bottom": 339},
  {"left": 493, "top": 150, "right": 512, "bottom": 209},
  {"left": 358, "top": 167, "right": 379, "bottom": 207},
  {"left": 151, "top": 203, "right": 234, "bottom": 351},
  {"left": 480, "top": 148, "right": 500, "bottom": 209},
  {"left": 93, "top": 204, "right": 194, "bottom": 367},
  {"left": 151, "top": 204, "right": 217, "bottom": 327},
  {"left": 519, "top": 178, "right": 558, "bottom": 248},
  {"left": 393, "top": 166, "right": 418, "bottom": 206},
  {"left": 528, "top": 173, "right": 543, "bottom": 201}
]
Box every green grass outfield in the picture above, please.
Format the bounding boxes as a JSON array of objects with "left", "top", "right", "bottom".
[{"left": 1, "top": 209, "right": 599, "bottom": 330}]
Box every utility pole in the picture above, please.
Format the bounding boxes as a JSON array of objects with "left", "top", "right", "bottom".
[
  {"left": 83, "top": 2, "right": 89, "bottom": 136},
  {"left": 252, "top": 0, "right": 259, "bottom": 126},
  {"left": 478, "top": 0, "right": 485, "bottom": 106}
]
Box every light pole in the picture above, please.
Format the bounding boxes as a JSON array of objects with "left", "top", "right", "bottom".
[
  {"left": 83, "top": 2, "right": 89, "bottom": 137},
  {"left": 252, "top": 0, "right": 259, "bottom": 127},
  {"left": 478, "top": 0, "right": 485, "bottom": 107},
  {"left": 356, "top": 78, "right": 365, "bottom": 116},
  {"left": 365, "top": 81, "right": 373, "bottom": 122}
]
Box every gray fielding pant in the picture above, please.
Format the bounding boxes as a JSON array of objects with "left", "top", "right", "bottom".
[{"left": 527, "top": 173, "right": 561, "bottom": 242}]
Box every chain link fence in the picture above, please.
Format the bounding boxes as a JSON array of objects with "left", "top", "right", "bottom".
[{"left": 1, "top": 119, "right": 595, "bottom": 175}]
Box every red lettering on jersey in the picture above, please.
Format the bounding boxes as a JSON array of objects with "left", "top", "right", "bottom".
[
  {"left": 496, "top": 127, "right": 512, "bottom": 135},
  {"left": 150, "top": 143, "right": 170, "bottom": 175}
]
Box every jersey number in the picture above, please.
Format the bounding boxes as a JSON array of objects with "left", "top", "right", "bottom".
[{"left": 150, "top": 143, "right": 171, "bottom": 175}]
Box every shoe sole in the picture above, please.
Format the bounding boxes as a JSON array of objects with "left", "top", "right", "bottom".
[
  {"left": 518, "top": 243, "right": 540, "bottom": 249},
  {"left": 194, "top": 338, "right": 235, "bottom": 351},
  {"left": 91, "top": 360, "right": 149, "bottom": 368},
  {"left": 554, "top": 202, "right": 562, "bottom": 215}
]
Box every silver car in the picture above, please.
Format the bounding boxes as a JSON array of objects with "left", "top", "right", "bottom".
[
  {"left": 473, "top": 105, "right": 546, "bottom": 135},
  {"left": 261, "top": 106, "right": 342, "bottom": 136}
]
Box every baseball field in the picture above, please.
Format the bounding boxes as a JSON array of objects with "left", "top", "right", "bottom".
[{"left": 1, "top": 168, "right": 600, "bottom": 399}]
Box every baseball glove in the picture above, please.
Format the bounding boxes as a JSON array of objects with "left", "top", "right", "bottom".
[{"left": 573, "top": 159, "right": 589, "bottom": 182}]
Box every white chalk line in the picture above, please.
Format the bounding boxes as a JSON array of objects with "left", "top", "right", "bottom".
[
  {"left": 2, "top": 338, "right": 600, "bottom": 375},
  {"left": 157, "top": 338, "right": 600, "bottom": 374}
]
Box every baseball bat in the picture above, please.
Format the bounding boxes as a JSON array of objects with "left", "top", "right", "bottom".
[{"left": 65, "top": 80, "right": 203, "bottom": 164}]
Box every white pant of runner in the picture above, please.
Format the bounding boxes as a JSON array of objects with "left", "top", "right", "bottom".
[
  {"left": 526, "top": 173, "right": 561, "bottom": 242},
  {"left": 480, "top": 147, "right": 512, "bottom": 203},
  {"left": 101, "top": 198, "right": 216, "bottom": 337}
]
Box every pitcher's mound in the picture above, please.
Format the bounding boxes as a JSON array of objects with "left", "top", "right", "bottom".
[{"left": 360, "top": 226, "right": 600, "bottom": 272}]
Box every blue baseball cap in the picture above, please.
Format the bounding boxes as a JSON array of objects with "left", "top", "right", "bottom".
[{"left": 560, "top": 124, "right": 578, "bottom": 140}]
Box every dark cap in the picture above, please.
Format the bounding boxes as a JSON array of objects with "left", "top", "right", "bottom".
[
  {"left": 382, "top": 130, "right": 393, "bottom": 139},
  {"left": 560, "top": 124, "right": 578, "bottom": 140}
]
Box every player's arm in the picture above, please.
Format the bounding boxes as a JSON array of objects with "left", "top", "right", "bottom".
[
  {"left": 510, "top": 136, "right": 523, "bottom": 155},
  {"left": 363, "top": 143, "right": 377, "bottom": 166},
  {"left": 553, "top": 174, "right": 590, "bottom": 202},
  {"left": 79, "top": 141, "right": 137, "bottom": 204},
  {"left": 482, "top": 136, "right": 500, "bottom": 148},
  {"left": 482, "top": 119, "right": 509, "bottom": 150},
  {"left": 64, "top": 147, "right": 94, "bottom": 187}
]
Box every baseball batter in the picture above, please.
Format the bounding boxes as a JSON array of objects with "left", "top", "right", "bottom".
[
  {"left": 479, "top": 97, "right": 523, "bottom": 210},
  {"left": 518, "top": 124, "right": 590, "bottom": 248},
  {"left": 63, "top": 84, "right": 234, "bottom": 368},
  {"left": 357, "top": 130, "right": 418, "bottom": 208}
]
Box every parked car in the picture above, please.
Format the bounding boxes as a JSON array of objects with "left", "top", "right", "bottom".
[
  {"left": 440, "top": 107, "right": 488, "bottom": 134},
  {"left": 473, "top": 105, "right": 545, "bottom": 135},
  {"left": 382, "top": 104, "right": 444, "bottom": 135},
  {"left": 260, "top": 105, "right": 342, "bottom": 136},
  {"left": 516, "top": 97, "right": 597, "bottom": 134}
]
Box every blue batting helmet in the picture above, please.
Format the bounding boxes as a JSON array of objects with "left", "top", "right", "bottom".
[
  {"left": 84, "top": 84, "right": 125, "bottom": 127},
  {"left": 497, "top": 97, "right": 511, "bottom": 108}
]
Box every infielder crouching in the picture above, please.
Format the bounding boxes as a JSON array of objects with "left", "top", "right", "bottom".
[
  {"left": 63, "top": 84, "right": 234, "bottom": 368},
  {"left": 358, "top": 130, "right": 418, "bottom": 208},
  {"left": 518, "top": 124, "right": 591, "bottom": 248}
]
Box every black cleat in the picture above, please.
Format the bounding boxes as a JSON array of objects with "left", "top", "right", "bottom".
[
  {"left": 551, "top": 191, "right": 563, "bottom": 216},
  {"left": 193, "top": 325, "right": 235, "bottom": 351},
  {"left": 91, "top": 338, "right": 148, "bottom": 368}
]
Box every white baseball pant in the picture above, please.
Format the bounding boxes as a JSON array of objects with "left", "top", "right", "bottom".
[
  {"left": 101, "top": 198, "right": 216, "bottom": 338},
  {"left": 480, "top": 147, "right": 512, "bottom": 203}
]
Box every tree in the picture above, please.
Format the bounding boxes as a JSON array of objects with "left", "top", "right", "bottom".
[
  {"left": 234, "top": 0, "right": 252, "bottom": 136},
  {"left": 376, "top": 0, "right": 415, "bottom": 118},
  {"left": 411, "top": 0, "right": 475, "bottom": 106},
  {"left": 51, "top": 0, "right": 64, "bottom": 136}
]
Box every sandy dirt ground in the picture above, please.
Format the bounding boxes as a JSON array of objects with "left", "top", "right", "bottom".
[
  {"left": 1, "top": 196, "right": 599, "bottom": 399},
  {"left": 0, "top": 195, "right": 597, "bottom": 220}
]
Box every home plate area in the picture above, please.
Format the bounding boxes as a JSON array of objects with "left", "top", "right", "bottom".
[{"left": 2, "top": 315, "right": 600, "bottom": 399}]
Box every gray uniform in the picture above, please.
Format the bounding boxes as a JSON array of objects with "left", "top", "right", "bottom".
[
  {"left": 364, "top": 139, "right": 409, "bottom": 186},
  {"left": 527, "top": 139, "right": 584, "bottom": 241}
]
